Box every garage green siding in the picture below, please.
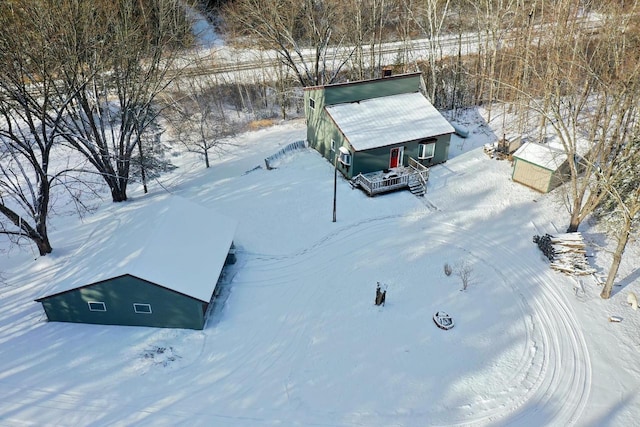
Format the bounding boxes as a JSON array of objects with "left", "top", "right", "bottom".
[{"left": 37, "top": 275, "right": 208, "bottom": 330}]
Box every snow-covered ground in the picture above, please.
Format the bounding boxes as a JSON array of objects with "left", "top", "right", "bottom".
[{"left": 1, "top": 109, "right": 639, "bottom": 426}]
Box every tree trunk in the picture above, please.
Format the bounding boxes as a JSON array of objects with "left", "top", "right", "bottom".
[
  {"left": 566, "top": 220, "right": 580, "bottom": 233},
  {"left": 111, "top": 185, "right": 128, "bottom": 202},
  {"left": 34, "top": 235, "right": 53, "bottom": 256},
  {"left": 601, "top": 216, "right": 631, "bottom": 299},
  {"left": 137, "top": 135, "right": 148, "bottom": 194}
]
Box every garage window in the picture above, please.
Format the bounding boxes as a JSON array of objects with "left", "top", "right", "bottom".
[
  {"left": 88, "top": 301, "right": 106, "bottom": 312},
  {"left": 133, "top": 303, "right": 152, "bottom": 314}
]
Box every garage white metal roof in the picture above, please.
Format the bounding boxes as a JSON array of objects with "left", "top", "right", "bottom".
[
  {"left": 325, "top": 92, "right": 454, "bottom": 151},
  {"left": 37, "top": 196, "right": 237, "bottom": 303}
]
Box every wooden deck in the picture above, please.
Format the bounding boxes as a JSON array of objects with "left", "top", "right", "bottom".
[{"left": 352, "top": 157, "right": 429, "bottom": 196}]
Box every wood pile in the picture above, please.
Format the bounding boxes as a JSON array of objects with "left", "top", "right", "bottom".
[
  {"left": 533, "top": 232, "right": 596, "bottom": 276},
  {"left": 483, "top": 136, "right": 523, "bottom": 160}
]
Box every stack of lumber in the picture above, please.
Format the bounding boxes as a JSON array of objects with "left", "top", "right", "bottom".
[{"left": 548, "top": 233, "right": 596, "bottom": 276}]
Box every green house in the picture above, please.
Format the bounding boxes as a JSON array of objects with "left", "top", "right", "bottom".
[
  {"left": 304, "top": 72, "right": 454, "bottom": 180},
  {"left": 35, "top": 197, "right": 237, "bottom": 330}
]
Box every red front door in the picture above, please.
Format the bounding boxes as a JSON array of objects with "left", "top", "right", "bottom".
[{"left": 389, "top": 147, "right": 400, "bottom": 168}]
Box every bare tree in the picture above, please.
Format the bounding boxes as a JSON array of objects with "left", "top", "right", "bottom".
[
  {"left": 224, "top": 0, "right": 356, "bottom": 86},
  {"left": 0, "top": 1, "right": 69, "bottom": 255},
  {"left": 411, "top": 0, "right": 452, "bottom": 102},
  {"left": 165, "top": 72, "right": 239, "bottom": 169},
  {"left": 596, "top": 130, "right": 640, "bottom": 299},
  {"left": 454, "top": 260, "right": 473, "bottom": 291},
  {"left": 53, "top": 0, "right": 194, "bottom": 202}
]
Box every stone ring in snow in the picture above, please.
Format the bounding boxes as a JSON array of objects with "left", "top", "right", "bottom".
[{"left": 433, "top": 311, "right": 454, "bottom": 330}]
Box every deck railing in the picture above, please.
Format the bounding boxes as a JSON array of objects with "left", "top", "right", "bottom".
[
  {"left": 408, "top": 157, "right": 430, "bottom": 183},
  {"left": 354, "top": 157, "right": 429, "bottom": 196},
  {"left": 355, "top": 173, "right": 409, "bottom": 195}
]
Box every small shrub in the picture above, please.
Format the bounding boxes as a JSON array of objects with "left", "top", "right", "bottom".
[
  {"left": 248, "top": 119, "right": 276, "bottom": 130},
  {"left": 454, "top": 260, "right": 473, "bottom": 291}
]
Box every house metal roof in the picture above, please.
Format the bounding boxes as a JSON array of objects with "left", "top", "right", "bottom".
[
  {"left": 513, "top": 142, "right": 568, "bottom": 171},
  {"left": 36, "top": 196, "right": 237, "bottom": 303},
  {"left": 324, "top": 92, "right": 454, "bottom": 151}
]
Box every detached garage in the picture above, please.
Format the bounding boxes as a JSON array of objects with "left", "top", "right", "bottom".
[
  {"left": 35, "top": 197, "right": 237, "bottom": 330},
  {"left": 511, "top": 142, "right": 571, "bottom": 193}
]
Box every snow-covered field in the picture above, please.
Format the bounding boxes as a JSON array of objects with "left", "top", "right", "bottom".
[{"left": 1, "top": 110, "right": 639, "bottom": 426}]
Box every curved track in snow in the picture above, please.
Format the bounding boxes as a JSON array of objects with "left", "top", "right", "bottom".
[{"left": 236, "top": 213, "right": 592, "bottom": 426}]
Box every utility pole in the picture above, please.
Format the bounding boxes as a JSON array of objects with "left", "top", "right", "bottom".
[{"left": 333, "top": 156, "right": 337, "bottom": 222}]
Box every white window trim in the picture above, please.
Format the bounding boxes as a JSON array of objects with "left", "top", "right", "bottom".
[
  {"left": 309, "top": 98, "right": 315, "bottom": 110},
  {"left": 338, "top": 146, "right": 352, "bottom": 166},
  {"left": 133, "top": 303, "right": 153, "bottom": 314},
  {"left": 88, "top": 301, "right": 106, "bottom": 312},
  {"left": 418, "top": 142, "right": 436, "bottom": 160},
  {"left": 330, "top": 139, "right": 336, "bottom": 152}
]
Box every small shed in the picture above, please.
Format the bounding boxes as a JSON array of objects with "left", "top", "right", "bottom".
[
  {"left": 511, "top": 142, "right": 570, "bottom": 193},
  {"left": 304, "top": 73, "right": 454, "bottom": 179},
  {"left": 35, "top": 197, "right": 237, "bottom": 330}
]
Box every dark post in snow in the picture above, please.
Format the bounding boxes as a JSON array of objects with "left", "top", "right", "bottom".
[{"left": 333, "top": 156, "right": 337, "bottom": 222}]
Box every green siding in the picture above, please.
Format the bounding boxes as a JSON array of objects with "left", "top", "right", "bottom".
[
  {"left": 323, "top": 74, "right": 422, "bottom": 105},
  {"left": 349, "top": 135, "right": 450, "bottom": 177},
  {"left": 304, "top": 73, "right": 450, "bottom": 179},
  {"left": 305, "top": 88, "right": 327, "bottom": 149},
  {"left": 39, "top": 275, "right": 208, "bottom": 330}
]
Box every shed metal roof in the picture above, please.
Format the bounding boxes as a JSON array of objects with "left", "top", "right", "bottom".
[
  {"left": 513, "top": 142, "right": 568, "bottom": 171},
  {"left": 37, "top": 196, "right": 237, "bottom": 303},
  {"left": 324, "top": 92, "right": 454, "bottom": 151}
]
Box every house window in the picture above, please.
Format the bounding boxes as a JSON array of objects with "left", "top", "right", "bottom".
[
  {"left": 338, "top": 146, "right": 352, "bottom": 166},
  {"left": 330, "top": 139, "right": 336, "bottom": 152},
  {"left": 133, "top": 303, "right": 152, "bottom": 314},
  {"left": 418, "top": 142, "right": 436, "bottom": 160},
  {"left": 309, "top": 98, "right": 316, "bottom": 110},
  {"left": 88, "top": 301, "right": 106, "bottom": 312}
]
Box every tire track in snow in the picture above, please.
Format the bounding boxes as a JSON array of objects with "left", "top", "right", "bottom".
[
  {"left": 426, "top": 221, "right": 592, "bottom": 426},
  {"left": 232, "top": 213, "right": 591, "bottom": 425}
]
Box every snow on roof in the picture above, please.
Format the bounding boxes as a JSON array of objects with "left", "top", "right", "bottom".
[
  {"left": 513, "top": 142, "right": 568, "bottom": 171},
  {"left": 325, "top": 92, "right": 454, "bottom": 151},
  {"left": 38, "top": 196, "right": 237, "bottom": 302}
]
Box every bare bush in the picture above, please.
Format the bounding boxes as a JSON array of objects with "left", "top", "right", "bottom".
[{"left": 454, "top": 260, "right": 473, "bottom": 291}]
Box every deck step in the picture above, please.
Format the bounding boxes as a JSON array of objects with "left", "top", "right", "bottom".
[{"left": 408, "top": 178, "right": 426, "bottom": 196}]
